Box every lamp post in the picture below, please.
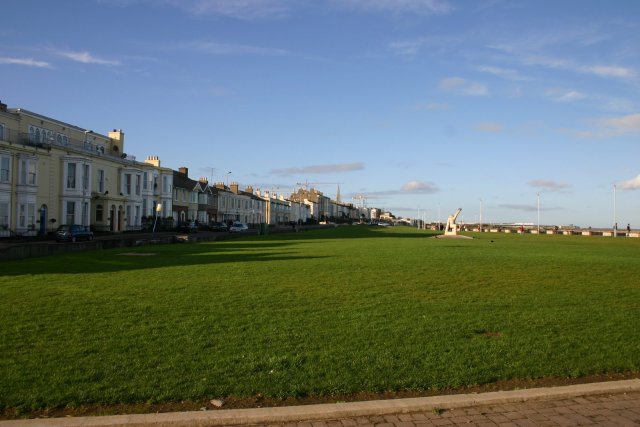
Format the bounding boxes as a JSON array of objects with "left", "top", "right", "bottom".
[
  {"left": 152, "top": 202, "right": 162, "bottom": 239},
  {"left": 226, "top": 171, "right": 232, "bottom": 187},
  {"left": 537, "top": 192, "right": 540, "bottom": 234},
  {"left": 613, "top": 184, "right": 617, "bottom": 238},
  {"left": 479, "top": 198, "right": 483, "bottom": 232}
]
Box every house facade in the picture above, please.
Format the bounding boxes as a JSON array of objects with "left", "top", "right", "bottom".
[{"left": 0, "top": 102, "right": 172, "bottom": 236}]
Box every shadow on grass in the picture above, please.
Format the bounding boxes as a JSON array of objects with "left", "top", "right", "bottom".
[{"left": 2, "top": 227, "right": 440, "bottom": 276}]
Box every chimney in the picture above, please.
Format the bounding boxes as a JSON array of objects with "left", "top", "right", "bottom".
[
  {"left": 230, "top": 182, "right": 239, "bottom": 194},
  {"left": 216, "top": 182, "right": 225, "bottom": 190},
  {"left": 245, "top": 185, "right": 254, "bottom": 194},
  {"left": 145, "top": 156, "right": 161, "bottom": 167},
  {"left": 199, "top": 177, "right": 208, "bottom": 185},
  {"left": 179, "top": 167, "right": 188, "bottom": 177},
  {"left": 108, "top": 129, "right": 125, "bottom": 154}
]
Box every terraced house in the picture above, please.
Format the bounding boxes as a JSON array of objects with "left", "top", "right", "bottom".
[{"left": 0, "top": 101, "right": 173, "bottom": 236}]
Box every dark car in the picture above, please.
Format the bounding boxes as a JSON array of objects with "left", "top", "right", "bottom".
[
  {"left": 177, "top": 221, "right": 198, "bottom": 233},
  {"left": 56, "top": 224, "right": 94, "bottom": 242},
  {"left": 209, "top": 221, "right": 228, "bottom": 232}
]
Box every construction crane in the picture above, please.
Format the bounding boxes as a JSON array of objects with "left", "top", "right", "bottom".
[
  {"left": 296, "top": 180, "right": 343, "bottom": 190},
  {"left": 352, "top": 194, "right": 368, "bottom": 207}
]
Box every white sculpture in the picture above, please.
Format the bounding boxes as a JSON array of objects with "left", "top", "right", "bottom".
[{"left": 444, "top": 208, "right": 462, "bottom": 236}]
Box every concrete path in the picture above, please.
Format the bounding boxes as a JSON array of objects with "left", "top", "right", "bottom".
[{"left": 2, "top": 379, "right": 639, "bottom": 427}]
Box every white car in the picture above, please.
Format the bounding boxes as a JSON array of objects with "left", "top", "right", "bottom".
[{"left": 229, "top": 222, "right": 249, "bottom": 233}]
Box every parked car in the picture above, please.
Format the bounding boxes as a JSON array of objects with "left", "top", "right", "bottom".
[
  {"left": 229, "top": 222, "right": 249, "bottom": 233},
  {"left": 56, "top": 224, "right": 94, "bottom": 242},
  {"left": 209, "top": 221, "right": 228, "bottom": 232},
  {"left": 177, "top": 221, "right": 198, "bottom": 233}
]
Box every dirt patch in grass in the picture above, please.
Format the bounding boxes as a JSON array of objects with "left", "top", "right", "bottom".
[{"left": 3, "top": 371, "right": 638, "bottom": 420}]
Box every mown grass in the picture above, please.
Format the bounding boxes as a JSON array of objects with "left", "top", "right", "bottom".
[{"left": 1, "top": 226, "right": 639, "bottom": 411}]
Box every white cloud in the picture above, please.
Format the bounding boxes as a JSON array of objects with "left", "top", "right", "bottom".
[
  {"left": 0, "top": 56, "right": 52, "bottom": 68},
  {"left": 583, "top": 65, "right": 635, "bottom": 79},
  {"left": 478, "top": 65, "right": 529, "bottom": 81},
  {"left": 401, "top": 180, "right": 438, "bottom": 193},
  {"left": 546, "top": 88, "right": 586, "bottom": 103},
  {"left": 569, "top": 112, "right": 640, "bottom": 139},
  {"left": 439, "top": 77, "right": 487, "bottom": 96},
  {"left": 528, "top": 179, "right": 571, "bottom": 192},
  {"left": 475, "top": 122, "right": 503, "bottom": 133},
  {"left": 621, "top": 174, "right": 640, "bottom": 190},
  {"left": 55, "top": 50, "right": 120, "bottom": 65},
  {"left": 271, "top": 162, "right": 365, "bottom": 176},
  {"left": 600, "top": 113, "right": 640, "bottom": 134}
]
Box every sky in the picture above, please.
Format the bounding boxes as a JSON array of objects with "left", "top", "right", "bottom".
[{"left": 2, "top": 0, "right": 639, "bottom": 227}]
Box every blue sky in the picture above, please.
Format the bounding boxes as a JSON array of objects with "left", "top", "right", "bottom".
[{"left": 2, "top": 0, "right": 639, "bottom": 227}]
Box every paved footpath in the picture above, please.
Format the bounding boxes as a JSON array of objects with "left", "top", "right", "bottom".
[
  {"left": 238, "top": 391, "right": 640, "bottom": 427},
  {"left": 2, "top": 380, "right": 639, "bottom": 427}
]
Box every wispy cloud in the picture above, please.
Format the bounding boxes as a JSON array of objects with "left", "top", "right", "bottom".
[
  {"left": 54, "top": 50, "right": 120, "bottom": 65},
  {"left": 478, "top": 65, "right": 529, "bottom": 81},
  {"left": 488, "top": 44, "right": 636, "bottom": 81},
  {"left": 499, "top": 204, "right": 538, "bottom": 212},
  {"left": 620, "top": 174, "right": 640, "bottom": 190},
  {"left": 546, "top": 88, "right": 586, "bottom": 103},
  {"left": 401, "top": 180, "right": 438, "bottom": 193},
  {"left": 475, "top": 121, "right": 503, "bottom": 133},
  {"left": 364, "top": 180, "right": 439, "bottom": 197},
  {"left": 528, "top": 179, "right": 571, "bottom": 192},
  {"left": 186, "top": 40, "right": 287, "bottom": 56},
  {"left": 0, "top": 56, "right": 52, "bottom": 68},
  {"left": 499, "top": 203, "right": 560, "bottom": 212},
  {"left": 565, "top": 112, "right": 640, "bottom": 139},
  {"left": 335, "top": 0, "right": 454, "bottom": 15},
  {"left": 271, "top": 162, "right": 365, "bottom": 176},
  {"left": 440, "top": 76, "right": 488, "bottom": 96},
  {"left": 164, "top": 0, "right": 290, "bottom": 20}
]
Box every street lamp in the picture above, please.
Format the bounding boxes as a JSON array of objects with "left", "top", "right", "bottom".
[
  {"left": 613, "top": 184, "right": 617, "bottom": 238},
  {"left": 479, "top": 198, "right": 483, "bottom": 232},
  {"left": 226, "top": 171, "right": 232, "bottom": 187},
  {"left": 152, "top": 202, "right": 162, "bottom": 239},
  {"left": 537, "top": 192, "right": 540, "bottom": 235}
]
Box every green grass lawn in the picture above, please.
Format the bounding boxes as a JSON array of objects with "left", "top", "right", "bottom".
[{"left": 1, "top": 226, "right": 639, "bottom": 411}]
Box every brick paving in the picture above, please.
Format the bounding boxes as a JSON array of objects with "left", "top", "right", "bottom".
[{"left": 238, "top": 391, "right": 640, "bottom": 427}]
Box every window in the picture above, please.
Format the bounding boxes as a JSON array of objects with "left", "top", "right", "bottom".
[
  {"left": 82, "top": 164, "right": 90, "bottom": 191},
  {"left": 19, "top": 158, "right": 37, "bottom": 185},
  {"left": 96, "top": 204, "right": 104, "bottom": 222},
  {"left": 82, "top": 202, "right": 89, "bottom": 226},
  {"left": 124, "top": 173, "right": 131, "bottom": 195},
  {"left": 18, "top": 203, "right": 35, "bottom": 229},
  {"left": 135, "top": 206, "right": 140, "bottom": 226},
  {"left": 66, "top": 163, "right": 76, "bottom": 189},
  {"left": 135, "top": 175, "right": 141, "bottom": 196},
  {"left": 162, "top": 176, "right": 169, "bottom": 193},
  {"left": 0, "top": 124, "right": 5, "bottom": 141},
  {"left": 143, "top": 172, "right": 148, "bottom": 190},
  {"left": 97, "top": 169, "right": 105, "bottom": 193},
  {"left": 0, "top": 202, "right": 8, "bottom": 227},
  {"left": 126, "top": 205, "right": 132, "bottom": 226},
  {"left": 66, "top": 201, "right": 75, "bottom": 224},
  {"left": 0, "top": 156, "right": 9, "bottom": 182}
]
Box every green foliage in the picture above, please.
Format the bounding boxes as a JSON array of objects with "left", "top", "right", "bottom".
[{"left": 1, "top": 227, "right": 639, "bottom": 409}]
